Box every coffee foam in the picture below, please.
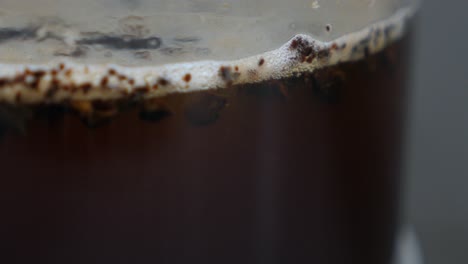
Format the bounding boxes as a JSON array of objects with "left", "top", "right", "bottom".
[{"left": 0, "top": 1, "right": 417, "bottom": 104}]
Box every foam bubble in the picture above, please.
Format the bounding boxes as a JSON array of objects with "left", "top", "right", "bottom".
[{"left": 0, "top": 0, "right": 418, "bottom": 104}]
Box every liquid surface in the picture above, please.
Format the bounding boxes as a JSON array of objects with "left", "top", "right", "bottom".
[
  {"left": 0, "top": 0, "right": 406, "bottom": 65},
  {"left": 0, "top": 10, "right": 416, "bottom": 104},
  {"left": 0, "top": 1, "right": 417, "bottom": 106}
]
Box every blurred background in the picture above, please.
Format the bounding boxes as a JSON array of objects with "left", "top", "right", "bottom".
[{"left": 406, "top": 0, "right": 468, "bottom": 263}]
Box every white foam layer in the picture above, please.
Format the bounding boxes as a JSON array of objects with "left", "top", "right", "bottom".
[
  {"left": 0, "top": 5, "right": 416, "bottom": 104},
  {"left": 0, "top": 0, "right": 407, "bottom": 65}
]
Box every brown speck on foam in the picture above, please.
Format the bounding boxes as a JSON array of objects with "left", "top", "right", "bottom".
[
  {"left": 158, "top": 78, "right": 169, "bottom": 86},
  {"left": 14, "top": 74, "right": 25, "bottom": 83},
  {"left": 183, "top": 74, "right": 192, "bottom": 83},
  {"left": 152, "top": 84, "right": 159, "bottom": 90},
  {"left": 258, "top": 58, "right": 265, "bottom": 66},
  {"left": 291, "top": 37, "right": 317, "bottom": 63},
  {"left": 290, "top": 38, "right": 299, "bottom": 50},
  {"left": 219, "top": 66, "right": 239, "bottom": 85},
  {"left": 59, "top": 63, "right": 65, "bottom": 71},
  {"left": 118, "top": 75, "right": 127, "bottom": 81},
  {"left": 51, "top": 69, "right": 58, "bottom": 76},
  {"left": 64, "top": 69, "right": 72, "bottom": 78},
  {"left": 219, "top": 66, "right": 232, "bottom": 86},
  {"left": 80, "top": 83, "right": 92, "bottom": 94},
  {"left": 100, "top": 77, "right": 108, "bottom": 87},
  {"left": 30, "top": 77, "right": 40, "bottom": 90},
  {"left": 51, "top": 79, "right": 60, "bottom": 88},
  {"left": 301, "top": 47, "right": 315, "bottom": 63},
  {"left": 235, "top": 66, "right": 239, "bottom": 71},
  {"left": 108, "top": 69, "right": 116, "bottom": 75},
  {"left": 219, "top": 66, "right": 230, "bottom": 81},
  {"left": 33, "top": 70, "right": 46, "bottom": 79},
  {"left": 331, "top": 43, "right": 338, "bottom": 50}
]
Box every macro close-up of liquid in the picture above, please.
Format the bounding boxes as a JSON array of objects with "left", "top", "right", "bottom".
[{"left": 0, "top": 1, "right": 422, "bottom": 264}]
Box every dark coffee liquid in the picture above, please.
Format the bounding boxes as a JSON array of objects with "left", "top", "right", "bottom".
[{"left": 0, "top": 35, "right": 410, "bottom": 264}]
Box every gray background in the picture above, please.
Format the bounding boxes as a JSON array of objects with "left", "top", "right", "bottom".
[{"left": 406, "top": 0, "right": 468, "bottom": 263}]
